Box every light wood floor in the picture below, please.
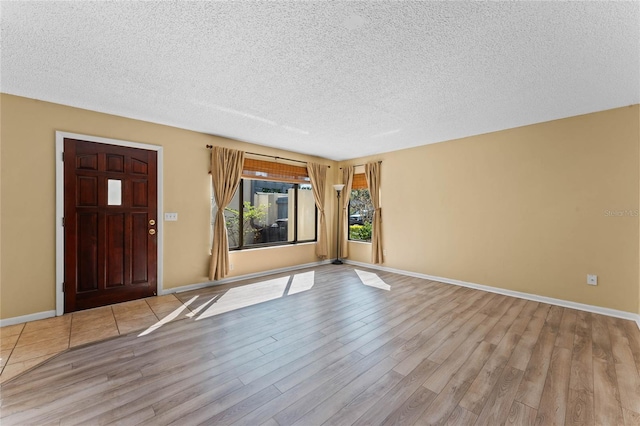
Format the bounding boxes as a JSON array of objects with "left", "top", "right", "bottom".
[{"left": 1, "top": 265, "right": 639, "bottom": 425}]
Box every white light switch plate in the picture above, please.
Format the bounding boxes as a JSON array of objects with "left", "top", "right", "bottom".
[
  {"left": 587, "top": 274, "right": 597, "bottom": 286},
  {"left": 165, "top": 212, "right": 178, "bottom": 221}
]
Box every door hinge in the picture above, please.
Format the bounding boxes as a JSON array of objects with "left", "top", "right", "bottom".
[
  {"left": 62, "top": 283, "right": 65, "bottom": 292},
  {"left": 61, "top": 152, "right": 64, "bottom": 161},
  {"left": 62, "top": 217, "right": 65, "bottom": 226}
]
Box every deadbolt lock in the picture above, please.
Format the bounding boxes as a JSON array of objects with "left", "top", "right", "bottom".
[
  {"left": 149, "top": 229, "right": 156, "bottom": 235},
  {"left": 149, "top": 219, "right": 155, "bottom": 226}
]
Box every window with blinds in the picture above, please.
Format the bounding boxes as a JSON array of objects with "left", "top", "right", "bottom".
[{"left": 212, "top": 157, "right": 317, "bottom": 250}]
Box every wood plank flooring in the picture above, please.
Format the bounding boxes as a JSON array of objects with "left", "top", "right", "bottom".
[{"left": 1, "top": 265, "right": 639, "bottom": 425}]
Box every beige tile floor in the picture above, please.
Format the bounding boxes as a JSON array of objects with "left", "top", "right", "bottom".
[{"left": 0, "top": 294, "right": 192, "bottom": 383}]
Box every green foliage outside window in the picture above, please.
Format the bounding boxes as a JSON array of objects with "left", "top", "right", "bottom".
[
  {"left": 349, "top": 222, "right": 372, "bottom": 241},
  {"left": 224, "top": 201, "right": 268, "bottom": 247}
]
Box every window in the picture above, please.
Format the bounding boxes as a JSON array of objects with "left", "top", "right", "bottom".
[
  {"left": 349, "top": 185, "right": 374, "bottom": 242},
  {"left": 214, "top": 179, "right": 317, "bottom": 249},
  {"left": 211, "top": 157, "right": 317, "bottom": 250}
]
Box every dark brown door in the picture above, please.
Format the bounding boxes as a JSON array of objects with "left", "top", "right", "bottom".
[{"left": 64, "top": 138, "right": 158, "bottom": 312}]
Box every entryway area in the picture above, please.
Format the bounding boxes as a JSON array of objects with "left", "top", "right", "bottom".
[
  {"left": 57, "top": 132, "right": 163, "bottom": 314},
  {"left": 0, "top": 294, "right": 187, "bottom": 383}
]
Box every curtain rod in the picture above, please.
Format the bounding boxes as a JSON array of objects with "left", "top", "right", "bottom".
[
  {"left": 340, "top": 160, "right": 382, "bottom": 170},
  {"left": 206, "top": 145, "right": 330, "bottom": 168}
]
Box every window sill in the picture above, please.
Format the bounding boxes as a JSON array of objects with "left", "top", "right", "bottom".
[
  {"left": 229, "top": 241, "right": 317, "bottom": 253},
  {"left": 348, "top": 240, "right": 372, "bottom": 245}
]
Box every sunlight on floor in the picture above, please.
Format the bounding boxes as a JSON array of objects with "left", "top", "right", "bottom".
[
  {"left": 138, "top": 271, "right": 317, "bottom": 335},
  {"left": 197, "top": 271, "right": 317, "bottom": 320},
  {"left": 186, "top": 294, "right": 220, "bottom": 318},
  {"left": 197, "top": 276, "right": 290, "bottom": 320},
  {"left": 355, "top": 269, "right": 391, "bottom": 291},
  {"left": 137, "top": 269, "right": 391, "bottom": 337},
  {"left": 288, "top": 271, "right": 315, "bottom": 295},
  {"left": 138, "top": 296, "right": 198, "bottom": 337}
]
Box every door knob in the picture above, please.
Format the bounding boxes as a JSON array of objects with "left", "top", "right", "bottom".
[
  {"left": 149, "top": 219, "right": 155, "bottom": 226},
  {"left": 149, "top": 229, "right": 156, "bottom": 235}
]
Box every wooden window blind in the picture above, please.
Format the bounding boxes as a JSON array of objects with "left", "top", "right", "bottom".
[
  {"left": 351, "top": 173, "right": 368, "bottom": 190},
  {"left": 242, "top": 158, "right": 310, "bottom": 184}
]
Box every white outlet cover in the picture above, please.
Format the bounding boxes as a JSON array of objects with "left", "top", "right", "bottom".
[{"left": 587, "top": 274, "right": 598, "bottom": 285}]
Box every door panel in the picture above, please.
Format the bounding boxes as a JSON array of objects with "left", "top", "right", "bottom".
[
  {"left": 105, "top": 213, "right": 125, "bottom": 288},
  {"left": 76, "top": 213, "right": 98, "bottom": 292},
  {"left": 64, "top": 138, "right": 157, "bottom": 312},
  {"left": 131, "top": 212, "right": 149, "bottom": 284},
  {"left": 77, "top": 176, "right": 98, "bottom": 206},
  {"left": 106, "top": 154, "right": 125, "bottom": 173},
  {"left": 131, "top": 158, "right": 148, "bottom": 175},
  {"left": 76, "top": 154, "right": 98, "bottom": 170},
  {"left": 131, "top": 180, "right": 148, "bottom": 207}
]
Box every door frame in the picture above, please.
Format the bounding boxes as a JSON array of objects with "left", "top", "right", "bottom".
[{"left": 55, "top": 131, "right": 164, "bottom": 316}]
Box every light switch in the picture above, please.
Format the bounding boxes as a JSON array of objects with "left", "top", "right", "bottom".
[{"left": 165, "top": 212, "right": 178, "bottom": 221}]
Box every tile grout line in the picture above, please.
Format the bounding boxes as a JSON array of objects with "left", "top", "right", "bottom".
[
  {"left": 147, "top": 299, "right": 162, "bottom": 322},
  {"left": 68, "top": 311, "right": 74, "bottom": 351},
  {"left": 111, "top": 305, "right": 123, "bottom": 337},
  {"left": 1, "top": 324, "right": 25, "bottom": 377}
]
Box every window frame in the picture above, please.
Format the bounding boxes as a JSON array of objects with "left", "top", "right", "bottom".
[{"left": 227, "top": 178, "right": 318, "bottom": 250}]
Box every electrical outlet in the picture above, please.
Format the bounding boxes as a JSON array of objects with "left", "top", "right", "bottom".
[
  {"left": 164, "top": 212, "right": 178, "bottom": 221},
  {"left": 587, "top": 274, "right": 598, "bottom": 286},
  {"left": 230, "top": 263, "right": 234, "bottom": 270}
]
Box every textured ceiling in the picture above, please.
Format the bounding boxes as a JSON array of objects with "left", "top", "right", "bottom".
[{"left": 2, "top": 2, "right": 639, "bottom": 161}]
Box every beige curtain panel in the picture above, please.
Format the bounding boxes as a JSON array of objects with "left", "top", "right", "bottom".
[
  {"left": 307, "top": 162, "right": 329, "bottom": 259},
  {"left": 209, "top": 146, "right": 245, "bottom": 280},
  {"left": 365, "top": 161, "right": 383, "bottom": 264},
  {"left": 340, "top": 166, "right": 354, "bottom": 259}
]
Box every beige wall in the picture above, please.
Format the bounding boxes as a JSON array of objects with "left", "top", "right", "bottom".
[
  {"left": 2, "top": 94, "right": 639, "bottom": 319},
  {"left": 342, "top": 105, "right": 640, "bottom": 314},
  {"left": 0, "top": 94, "right": 335, "bottom": 319}
]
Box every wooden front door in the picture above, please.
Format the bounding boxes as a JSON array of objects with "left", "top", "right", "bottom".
[{"left": 64, "top": 138, "right": 158, "bottom": 312}]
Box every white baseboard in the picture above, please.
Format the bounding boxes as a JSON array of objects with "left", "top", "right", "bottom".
[
  {"left": 163, "top": 260, "right": 332, "bottom": 295},
  {"left": 0, "top": 310, "right": 56, "bottom": 327},
  {"left": 345, "top": 260, "right": 640, "bottom": 330}
]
